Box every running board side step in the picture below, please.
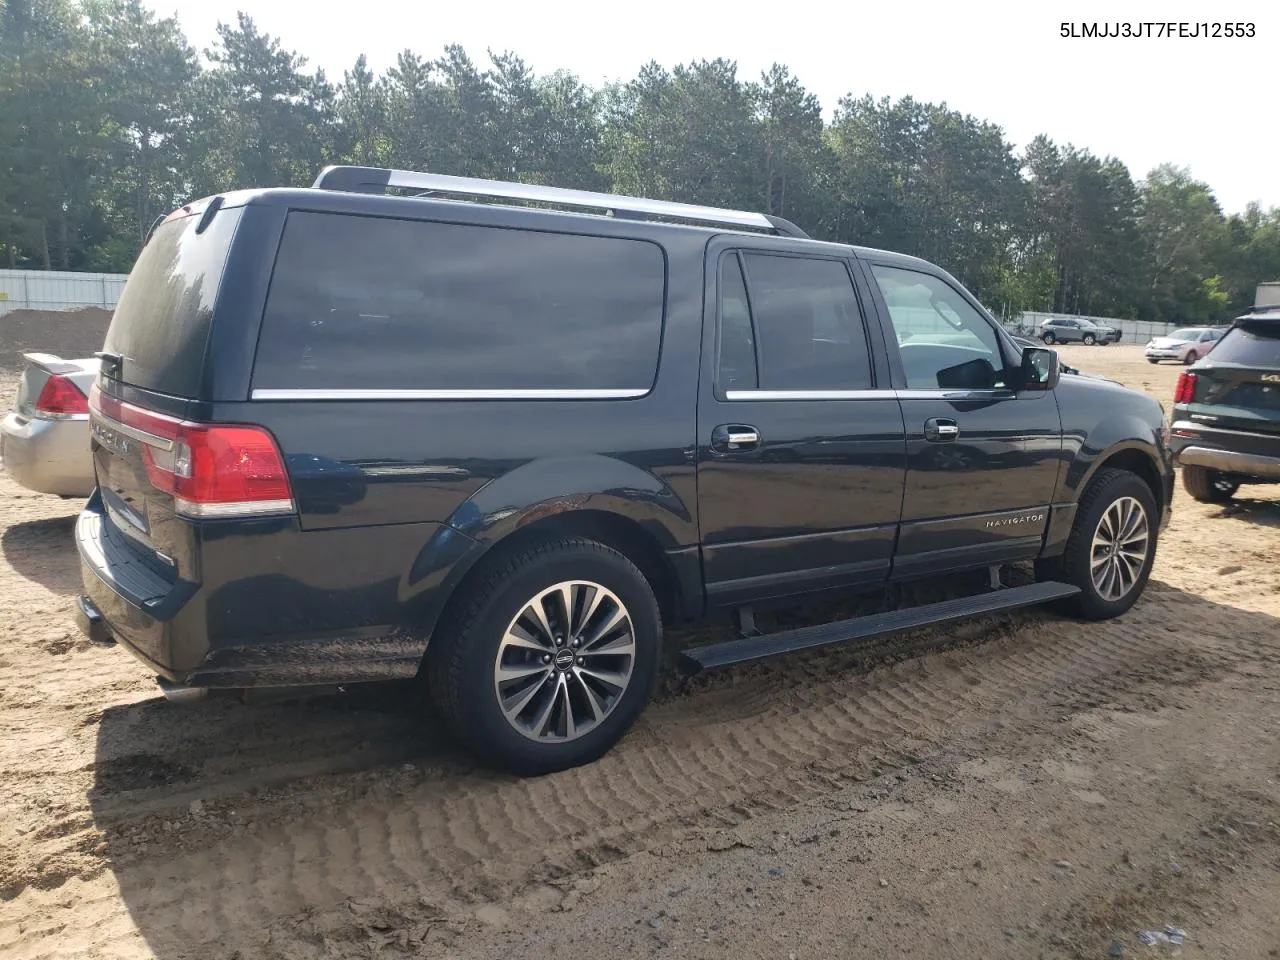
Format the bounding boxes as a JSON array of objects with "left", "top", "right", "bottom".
[{"left": 680, "top": 580, "right": 1080, "bottom": 673}]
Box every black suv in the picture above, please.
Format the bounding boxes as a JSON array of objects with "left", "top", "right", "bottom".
[
  {"left": 1170, "top": 304, "right": 1280, "bottom": 501},
  {"left": 74, "top": 166, "right": 1174, "bottom": 774}
]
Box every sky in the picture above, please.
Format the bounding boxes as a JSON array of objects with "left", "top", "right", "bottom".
[{"left": 150, "top": 0, "right": 1277, "bottom": 214}]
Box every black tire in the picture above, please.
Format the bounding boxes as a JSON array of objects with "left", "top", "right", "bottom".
[
  {"left": 426, "top": 538, "right": 662, "bottom": 775},
  {"left": 1147, "top": 358, "right": 1159, "bottom": 364},
  {"left": 1082, "top": 333, "right": 1096, "bottom": 345},
  {"left": 1042, "top": 332, "right": 1056, "bottom": 345},
  {"left": 1036, "top": 468, "right": 1158, "bottom": 620},
  {"left": 1183, "top": 350, "right": 1198, "bottom": 365},
  {"left": 1181, "top": 465, "right": 1239, "bottom": 503}
]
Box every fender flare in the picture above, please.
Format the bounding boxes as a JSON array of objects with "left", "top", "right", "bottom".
[{"left": 398, "top": 454, "right": 696, "bottom": 640}]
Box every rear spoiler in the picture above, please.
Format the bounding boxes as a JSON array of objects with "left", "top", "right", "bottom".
[{"left": 21, "top": 353, "right": 81, "bottom": 376}]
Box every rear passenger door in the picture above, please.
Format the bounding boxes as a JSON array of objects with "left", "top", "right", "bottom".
[
  {"left": 696, "top": 240, "right": 907, "bottom": 606},
  {"left": 862, "top": 261, "right": 1062, "bottom": 577}
]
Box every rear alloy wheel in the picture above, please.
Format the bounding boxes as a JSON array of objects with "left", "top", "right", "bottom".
[
  {"left": 493, "top": 580, "right": 636, "bottom": 743},
  {"left": 1183, "top": 350, "right": 1198, "bottom": 365},
  {"left": 1042, "top": 332, "right": 1056, "bottom": 345},
  {"left": 1182, "top": 465, "right": 1239, "bottom": 503},
  {"left": 1082, "top": 333, "right": 1096, "bottom": 345},
  {"left": 1038, "top": 468, "right": 1157, "bottom": 620},
  {"left": 426, "top": 538, "right": 661, "bottom": 775}
]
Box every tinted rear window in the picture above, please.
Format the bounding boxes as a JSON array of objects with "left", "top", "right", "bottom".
[
  {"left": 252, "top": 212, "right": 666, "bottom": 393},
  {"left": 1208, "top": 324, "right": 1280, "bottom": 367},
  {"left": 103, "top": 207, "right": 243, "bottom": 396}
]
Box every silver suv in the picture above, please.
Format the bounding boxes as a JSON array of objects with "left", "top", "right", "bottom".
[{"left": 1040, "top": 317, "right": 1121, "bottom": 346}]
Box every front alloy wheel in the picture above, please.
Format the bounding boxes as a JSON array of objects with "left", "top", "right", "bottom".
[
  {"left": 1089, "top": 496, "right": 1149, "bottom": 602},
  {"left": 1037, "top": 467, "right": 1158, "bottom": 620},
  {"left": 494, "top": 580, "right": 636, "bottom": 742}
]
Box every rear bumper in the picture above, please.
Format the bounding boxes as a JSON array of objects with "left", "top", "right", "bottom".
[
  {"left": 74, "top": 494, "right": 446, "bottom": 687},
  {"left": 0, "top": 411, "right": 94, "bottom": 497},
  {"left": 75, "top": 496, "right": 198, "bottom": 681},
  {"left": 1176, "top": 446, "right": 1280, "bottom": 480},
  {"left": 1170, "top": 419, "right": 1280, "bottom": 481}
]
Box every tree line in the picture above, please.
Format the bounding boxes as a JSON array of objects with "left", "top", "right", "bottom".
[{"left": 2, "top": 0, "right": 1278, "bottom": 324}]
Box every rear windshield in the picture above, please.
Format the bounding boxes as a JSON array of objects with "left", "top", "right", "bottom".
[
  {"left": 1208, "top": 323, "right": 1280, "bottom": 367},
  {"left": 252, "top": 211, "right": 666, "bottom": 393},
  {"left": 102, "top": 207, "right": 243, "bottom": 396}
]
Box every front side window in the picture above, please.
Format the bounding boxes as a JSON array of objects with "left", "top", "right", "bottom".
[
  {"left": 716, "top": 253, "right": 873, "bottom": 392},
  {"left": 253, "top": 212, "right": 666, "bottom": 393},
  {"left": 871, "top": 264, "right": 1005, "bottom": 390}
]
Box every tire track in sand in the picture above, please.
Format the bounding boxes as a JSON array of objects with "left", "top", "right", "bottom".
[{"left": 2, "top": 590, "right": 1274, "bottom": 959}]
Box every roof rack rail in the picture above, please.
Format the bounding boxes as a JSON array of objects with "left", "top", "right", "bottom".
[{"left": 312, "top": 166, "right": 810, "bottom": 239}]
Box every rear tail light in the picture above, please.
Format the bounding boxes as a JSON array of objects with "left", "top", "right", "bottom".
[
  {"left": 89, "top": 385, "right": 294, "bottom": 519},
  {"left": 32, "top": 375, "right": 89, "bottom": 418},
  {"left": 1173, "top": 372, "right": 1197, "bottom": 405}
]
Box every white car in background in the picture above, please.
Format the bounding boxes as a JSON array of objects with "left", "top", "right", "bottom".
[
  {"left": 1144, "top": 327, "right": 1224, "bottom": 365},
  {"left": 0, "top": 353, "right": 98, "bottom": 497}
]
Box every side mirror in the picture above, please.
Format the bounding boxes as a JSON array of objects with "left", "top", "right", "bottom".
[{"left": 1020, "top": 347, "right": 1060, "bottom": 391}]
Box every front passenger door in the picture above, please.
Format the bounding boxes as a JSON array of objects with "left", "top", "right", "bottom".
[{"left": 864, "top": 262, "right": 1064, "bottom": 578}]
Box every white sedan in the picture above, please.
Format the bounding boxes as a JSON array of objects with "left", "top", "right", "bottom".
[
  {"left": 1145, "top": 327, "right": 1223, "bottom": 365},
  {"left": 0, "top": 353, "right": 98, "bottom": 497}
]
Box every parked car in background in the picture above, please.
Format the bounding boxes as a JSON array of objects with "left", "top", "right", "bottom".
[
  {"left": 1144, "top": 327, "right": 1224, "bottom": 365},
  {"left": 1170, "top": 306, "right": 1280, "bottom": 501},
  {"left": 1039, "top": 317, "right": 1121, "bottom": 345},
  {"left": 0, "top": 353, "right": 97, "bottom": 497}
]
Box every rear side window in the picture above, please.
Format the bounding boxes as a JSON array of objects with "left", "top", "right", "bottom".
[
  {"left": 103, "top": 207, "right": 244, "bottom": 396},
  {"left": 252, "top": 212, "right": 666, "bottom": 394},
  {"left": 718, "top": 252, "right": 873, "bottom": 392},
  {"left": 1208, "top": 324, "right": 1280, "bottom": 366}
]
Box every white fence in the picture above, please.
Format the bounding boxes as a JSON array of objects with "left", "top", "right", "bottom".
[
  {"left": 1004, "top": 311, "right": 1183, "bottom": 344},
  {"left": 0, "top": 269, "right": 128, "bottom": 318}
]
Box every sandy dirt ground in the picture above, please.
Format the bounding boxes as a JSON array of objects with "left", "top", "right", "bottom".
[{"left": 1, "top": 340, "right": 1279, "bottom": 960}]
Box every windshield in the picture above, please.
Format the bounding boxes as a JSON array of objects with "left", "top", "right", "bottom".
[{"left": 1170, "top": 328, "right": 1202, "bottom": 339}]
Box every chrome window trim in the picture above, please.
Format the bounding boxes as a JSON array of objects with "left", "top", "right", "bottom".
[
  {"left": 724, "top": 389, "right": 887, "bottom": 401},
  {"left": 723, "top": 388, "right": 1016, "bottom": 401},
  {"left": 896, "top": 388, "right": 1015, "bottom": 401},
  {"left": 250, "top": 388, "right": 650, "bottom": 401}
]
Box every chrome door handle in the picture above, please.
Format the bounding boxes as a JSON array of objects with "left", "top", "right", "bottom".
[
  {"left": 924, "top": 418, "right": 959, "bottom": 442},
  {"left": 711, "top": 424, "right": 761, "bottom": 452}
]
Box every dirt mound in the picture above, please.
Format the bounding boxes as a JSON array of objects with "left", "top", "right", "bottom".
[{"left": 0, "top": 307, "right": 112, "bottom": 372}]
